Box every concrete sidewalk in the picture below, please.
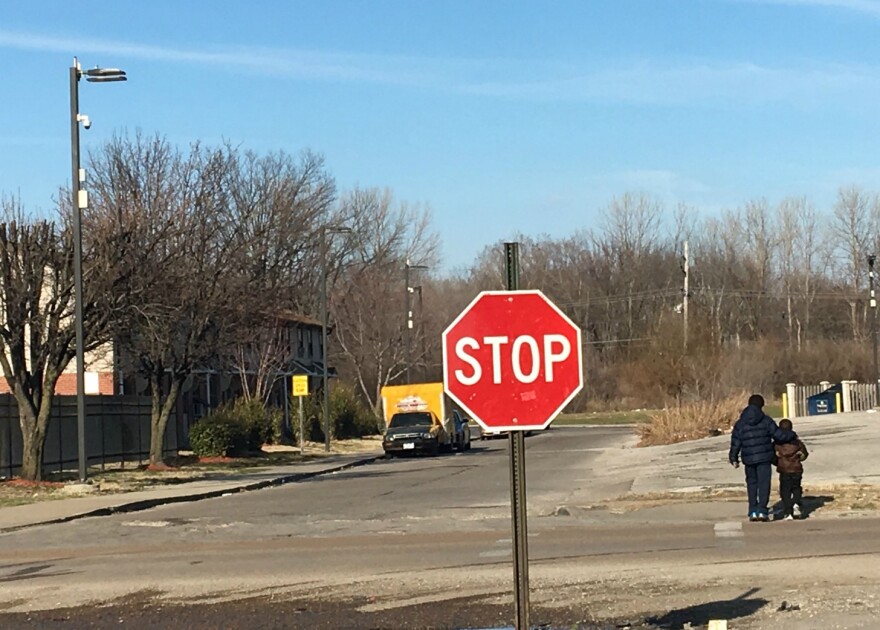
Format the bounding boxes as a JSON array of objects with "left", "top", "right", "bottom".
[
  {"left": 0, "top": 450, "right": 384, "bottom": 532},
  {"left": 595, "top": 409, "right": 880, "bottom": 496}
]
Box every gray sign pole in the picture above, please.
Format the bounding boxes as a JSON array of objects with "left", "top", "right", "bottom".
[
  {"left": 504, "top": 242, "right": 530, "bottom": 629},
  {"left": 298, "top": 396, "right": 305, "bottom": 455}
]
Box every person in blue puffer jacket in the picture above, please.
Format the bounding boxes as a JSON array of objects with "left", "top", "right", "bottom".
[{"left": 728, "top": 394, "right": 784, "bottom": 522}]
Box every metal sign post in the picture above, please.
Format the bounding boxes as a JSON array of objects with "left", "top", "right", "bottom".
[
  {"left": 441, "top": 242, "right": 584, "bottom": 630},
  {"left": 505, "top": 242, "right": 529, "bottom": 630},
  {"left": 292, "top": 375, "right": 309, "bottom": 454}
]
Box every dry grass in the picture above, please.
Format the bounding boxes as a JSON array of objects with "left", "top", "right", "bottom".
[
  {"left": 0, "top": 438, "right": 383, "bottom": 508},
  {"left": 604, "top": 484, "right": 880, "bottom": 514},
  {"left": 806, "top": 484, "right": 880, "bottom": 512},
  {"left": 637, "top": 394, "right": 746, "bottom": 447}
]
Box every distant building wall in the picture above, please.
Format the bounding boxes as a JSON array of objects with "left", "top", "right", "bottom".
[{"left": 0, "top": 341, "right": 116, "bottom": 395}]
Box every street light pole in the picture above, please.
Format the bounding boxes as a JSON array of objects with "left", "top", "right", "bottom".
[
  {"left": 404, "top": 261, "right": 428, "bottom": 384},
  {"left": 869, "top": 255, "right": 879, "bottom": 405},
  {"left": 405, "top": 262, "right": 411, "bottom": 385},
  {"left": 320, "top": 226, "right": 351, "bottom": 453},
  {"left": 69, "top": 57, "right": 126, "bottom": 482}
]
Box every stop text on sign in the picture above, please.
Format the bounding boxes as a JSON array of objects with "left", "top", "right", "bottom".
[
  {"left": 442, "top": 290, "right": 584, "bottom": 431},
  {"left": 453, "top": 334, "right": 571, "bottom": 385}
]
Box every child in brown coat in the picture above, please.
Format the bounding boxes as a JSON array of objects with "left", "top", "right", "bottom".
[{"left": 773, "top": 418, "right": 809, "bottom": 520}]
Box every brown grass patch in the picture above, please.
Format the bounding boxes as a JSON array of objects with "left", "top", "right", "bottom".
[
  {"left": 637, "top": 394, "right": 746, "bottom": 446},
  {"left": 607, "top": 487, "right": 744, "bottom": 511},
  {"left": 806, "top": 484, "right": 880, "bottom": 512},
  {"left": 0, "top": 438, "right": 383, "bottom": 506},
  {"left": 4, "top": 479, "right": 64, "bottom": 488},
  {"left": 0, "top": 479, "right": 66, "bottom": 507},
  {"left": 605, "top": 484, "right": 879, "bottom": 514}
]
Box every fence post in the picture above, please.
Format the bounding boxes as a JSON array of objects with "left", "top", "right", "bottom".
[
  {"left": 786, "top": 383, "right": 797, "bottom": 419},
  {"left": 841, "top": 380, "right": 854, "bottom": 413},
  {"left": 1, "top": 411, "right": 7, "bottom": 479},
  {"left": 820, "top": 380, "right": 831, "bottom": 391}
]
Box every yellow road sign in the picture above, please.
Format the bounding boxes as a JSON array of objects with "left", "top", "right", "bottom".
[{"left": 292, "top": 375, "right": 309, "bottom": 397}]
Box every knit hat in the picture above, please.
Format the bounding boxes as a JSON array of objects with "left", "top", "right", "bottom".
[{"left": 748, "top": 394, "right": 765, "bottom": 408}]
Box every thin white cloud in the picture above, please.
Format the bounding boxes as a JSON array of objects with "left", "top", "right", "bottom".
[
  {"left": 465, "top": 61, "right": 880, "bottom": 106},
  {"left": 2, "top": 29, "right": 879, "bottom": 108},
  {"left": 0, "top": 29, "right": 444, "bottom": 86},
  {"left": 734, "top": 0, "right": 880, "bottom": 16}
]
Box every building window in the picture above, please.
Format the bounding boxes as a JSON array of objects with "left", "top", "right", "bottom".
[{"left": 297, "top": 328, "right": 305, "bottom": 357}]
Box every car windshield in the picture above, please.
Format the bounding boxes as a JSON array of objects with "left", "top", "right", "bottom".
[{"left": 389, "top": 412, "right": 434, "bottom": 428}]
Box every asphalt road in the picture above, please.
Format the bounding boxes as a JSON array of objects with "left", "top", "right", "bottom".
[{"left": 1, "top": 426, "right": 879, "bottom": 629}]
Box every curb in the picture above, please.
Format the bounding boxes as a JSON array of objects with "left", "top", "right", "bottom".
[{"left": 0, "top": 453, "right": 384, "bottom": 533}]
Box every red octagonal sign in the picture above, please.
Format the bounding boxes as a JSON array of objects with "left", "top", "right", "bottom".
[{"left": 442, "top": 290, "right": 584, "bottom": 432}]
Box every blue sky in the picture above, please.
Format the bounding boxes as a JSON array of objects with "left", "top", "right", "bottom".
[{"left": 3, "top": 0, "right": 880, "bottom": 271}]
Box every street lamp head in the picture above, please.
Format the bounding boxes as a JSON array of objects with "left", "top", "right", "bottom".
[
  {"left": 84, "top": 66, "right": 127, "bottom": 78},
  {"left": 85, "top": 75, "right": 127, "bottom": 83}
]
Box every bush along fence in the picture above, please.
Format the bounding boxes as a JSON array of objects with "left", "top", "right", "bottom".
[{"left": 783, "top": 381, "right": 880, "bottom": 418}]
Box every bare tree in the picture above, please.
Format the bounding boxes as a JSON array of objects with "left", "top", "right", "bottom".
[
  {"left": 740, "top": 199, "right": 778, "bottom": 337},
  {"left": 90, "top": 135, "right": 249, "bottom": 465},
  {"left": 832, "top": 186, "right": 879, "bottom": 340},
  {"left": 778, "top": 197, "right": 827, "bottom": 350},
  {"left": 221, "top": 149, "right": 335, "bottom": 403},
  {"left": 0, "top": 197, "right": 127, "bottom": 479},
  {"left": 331, "top": 188, "right": 439, "bottom": 411}
]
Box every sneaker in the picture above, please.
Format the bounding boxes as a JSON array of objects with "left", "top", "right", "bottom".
[
  {"left": 793, "top": 504, "right": 802, "bottom": 518},
  {"left": 784, "top": 515, "right": 794, "bottom": 521},
  {"left": 758, "top": 513, "right": 770, "bottom": 522},
  {"left": 749, "top": 512, "right": 758, "bottom": 522}
]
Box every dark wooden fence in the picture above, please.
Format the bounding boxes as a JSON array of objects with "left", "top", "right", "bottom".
[{"left": 0, "top": 395, "right": 182, "bottom": 478}]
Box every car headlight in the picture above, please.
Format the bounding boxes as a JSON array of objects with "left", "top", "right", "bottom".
[{"left": 422, "top": 432, "right": 435, "bottom": 440}]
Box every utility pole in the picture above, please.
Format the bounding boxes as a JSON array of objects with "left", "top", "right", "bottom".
[
  {"left": 404, "top": 260, "right": 428, "bottom": 384},
  {"left": 682, "top": 241, "right": 689, "bottom": 350},
  {"left": 70, "top": 57, "right": 127, "bottom": 482},
  {"left": 405, "top": 261, "right": 411, "bottom": 385},
  {"left": 320, "top": 225, "right": 351, "bottom": 452},
  {"left": 869, "top": 255, "right": 879, "bottom": 405}
]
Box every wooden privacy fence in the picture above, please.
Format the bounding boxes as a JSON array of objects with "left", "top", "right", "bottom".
[
  {"left": 0, "top": 394, "right": 181, "bottom": 479},
  {"left": 783, "top": 381, "right": 880, "bottom": 418}
]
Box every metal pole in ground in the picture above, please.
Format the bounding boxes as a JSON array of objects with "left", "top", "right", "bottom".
[
  {"left": 321, "top": 229, "right": 330, "bottom": 452},
  {"left": 504, "top": 241, "right": 529, "bottom": 630},
  {"left": 70, "top": 59, "right": 88, "bottom": 482},
  {"left": 298, "top": 396, "right": 304, "bottom": 455},
  {"left": 870, "top": 255, "right": 879, "bottom": 406},
  {"left": 405, "top": 261, "right": 411, "bottom": 384}
]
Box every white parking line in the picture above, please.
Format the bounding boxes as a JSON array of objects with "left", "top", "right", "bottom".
[{"left": 714, "top": 521, "right": 743, "bottom": 538}]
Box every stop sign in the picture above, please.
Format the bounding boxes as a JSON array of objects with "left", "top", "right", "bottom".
[{"left": 442, "top": 290, "right": 583, "bottom": 432}]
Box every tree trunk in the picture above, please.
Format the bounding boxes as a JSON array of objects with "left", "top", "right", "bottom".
[
  {"left": 19, "top": 422, "right": 45, "bottom": 481},
  {"left": 149, "top": 373, "right": 183, "bottom": 466},
  {"left": 17, "top": 398, "right": 47, "bottom": 481}
]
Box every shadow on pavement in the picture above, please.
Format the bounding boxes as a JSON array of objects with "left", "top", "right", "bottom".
[
  {"left": 770, "top": 494, "right": 834, "bottom": 519},
  {"left": 801, "top": 494, "right": 834, "bottom": 518},
  {"left": 647, "top": 587, "right": 768, "bottom": 629}
]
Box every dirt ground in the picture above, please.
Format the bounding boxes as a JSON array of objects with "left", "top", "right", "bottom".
[{"left": 1, "top": 556, "right": 877, "bottom": 629}]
